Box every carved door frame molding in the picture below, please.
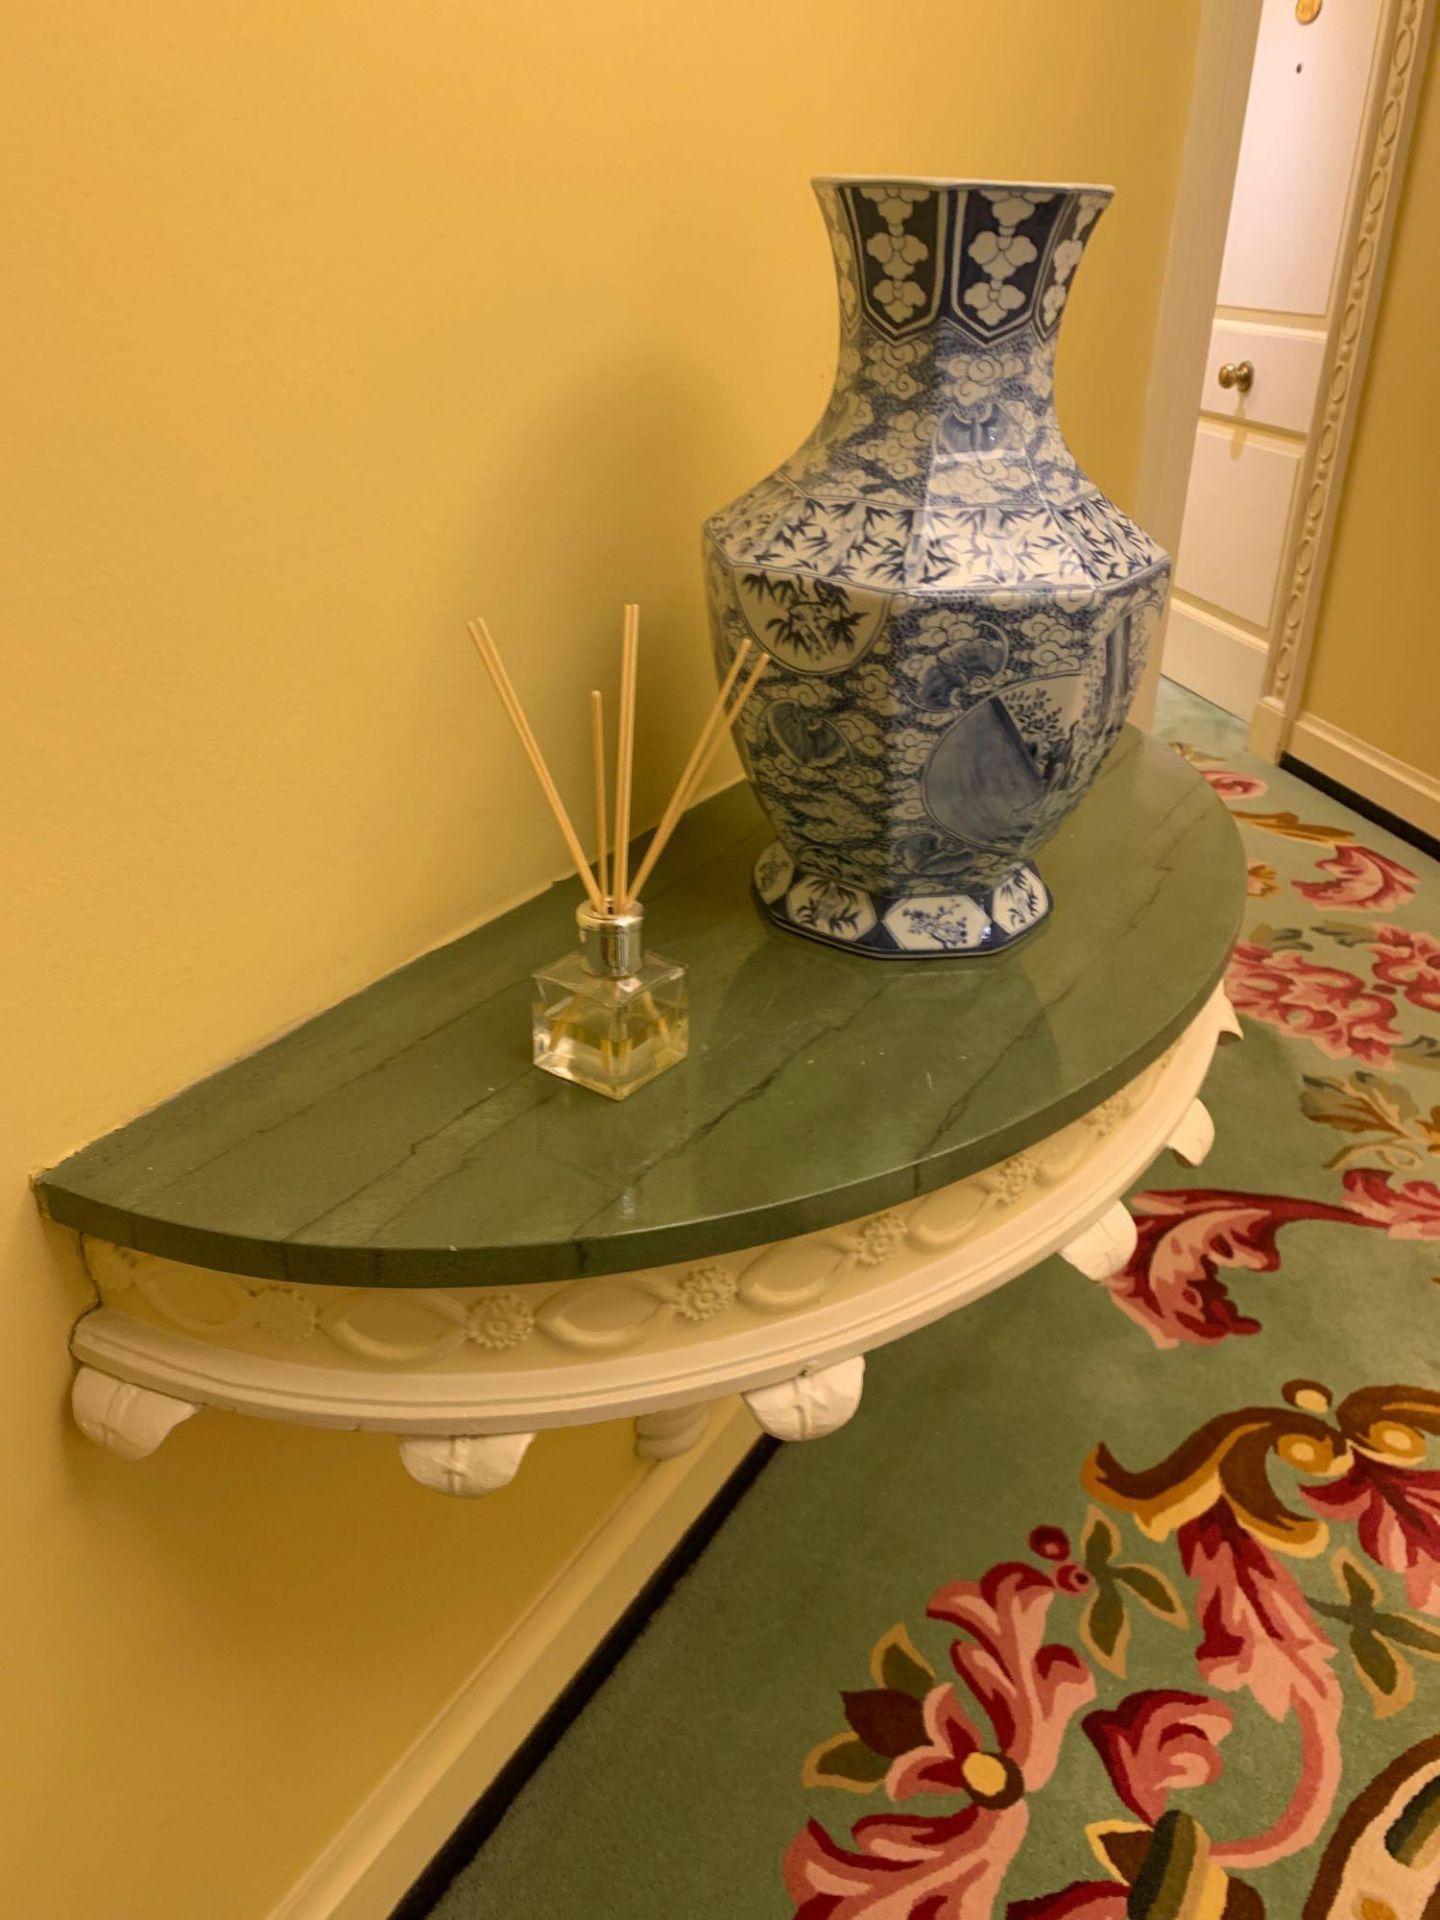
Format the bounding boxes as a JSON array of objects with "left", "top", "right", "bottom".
[{"left": 1249, "top": 0, "right": 1437, "bottom": 759}]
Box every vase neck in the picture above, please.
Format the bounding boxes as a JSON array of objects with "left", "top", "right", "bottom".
[
  {"left": 702, "top": 176, "right": 1166, "bottom": 599},
  {"left": 816, "top": 178, "right": 1110, "bottom": 385}
]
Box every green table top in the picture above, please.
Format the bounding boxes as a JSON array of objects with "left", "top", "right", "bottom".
[{"left": 37, "top": 730, "right": 1245, "bottom": 1289}]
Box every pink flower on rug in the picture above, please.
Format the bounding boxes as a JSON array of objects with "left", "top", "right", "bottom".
[
  {"left": 1303, "top": 1456, "right": 1440, "bottom": 1613},
  {"left": 880, "top": 1685, "right": 995, "bottom": 1801},
  {"left": 784, "top": 1566, "right": 1094, "bottom": 1916},
  {"left": 924, "top": 1563, "right": 1095, "bottom": 1797},
  {"left": 1293, "top": 842, "right": 1417, "bottom": 910},
  {"left": 1371, "top": 924, "right": 1440, "bottom": 1011},
  {"left": 1225, "top": 940, "right": 1403, "bottom": 1062},
  {"left": 1340, "top": 1167, "right": 1440, "bottom": 1237},
  {"left": 1082, "top": 1690, "right": 1233, "bottom": 1825}
]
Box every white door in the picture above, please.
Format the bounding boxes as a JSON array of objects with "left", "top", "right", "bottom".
[{"left": 1162, "top": 0, "right": 1382, "bottom": 718}]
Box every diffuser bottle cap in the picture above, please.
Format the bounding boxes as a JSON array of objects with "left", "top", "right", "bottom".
[{"left": 576, "top": 902, "right": 645, "bottom": 978}]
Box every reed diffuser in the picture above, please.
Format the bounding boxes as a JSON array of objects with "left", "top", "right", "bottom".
[{"left": 467, "top": 606, "right": 767, "bottom": 1100}]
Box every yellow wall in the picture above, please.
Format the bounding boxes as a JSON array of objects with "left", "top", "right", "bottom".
[
  {"left": 1301, "top": 51, "right": 1438, "bottom": 775},
  {"left": 1, "top": 5, "right": 1203, "bottom": 1914}
]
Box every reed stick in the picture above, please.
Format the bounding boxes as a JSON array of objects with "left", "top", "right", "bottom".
[
  {"left": 611, "top": 604, "right": 640, "bottom": 909},
  {"left": 621, "top": 648, "right": 768, "bottom": 907},
  {"left": 590, "top": 689, "right": 610, "bottom": 911},
  {"left": 621, "top": 641, "right": 754, "bottom": 906},
  {"left": 466, "top": 618, "right": 605, "bottom": 911}
]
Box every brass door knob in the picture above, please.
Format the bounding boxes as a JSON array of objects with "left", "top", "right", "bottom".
[{"left": 1218, "top": 360, "right": 1255, "bottom": 394}]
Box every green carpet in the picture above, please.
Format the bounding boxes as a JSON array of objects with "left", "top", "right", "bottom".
[{"left": 426, "top": 684, "right": 1440, "bottom": 1919}]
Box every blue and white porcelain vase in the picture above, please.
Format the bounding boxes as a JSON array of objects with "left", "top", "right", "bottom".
[{"left": 702, "top": 177, "right": 1170, "bottom": 956}]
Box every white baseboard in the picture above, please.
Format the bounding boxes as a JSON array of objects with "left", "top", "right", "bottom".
[
  {"left": 1288, "top": 710, "right": 1440, "bottom": 841},
  {"left": 1161, "top": 598, "right": 1269, "bottom": 719},
  {"left": 267, "top": 1402, "right": 760, "bottom": 1920}
]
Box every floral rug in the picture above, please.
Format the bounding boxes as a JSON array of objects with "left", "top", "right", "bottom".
[{"left": 427, "top": 685, "right": 1440, "bottom": 1920}]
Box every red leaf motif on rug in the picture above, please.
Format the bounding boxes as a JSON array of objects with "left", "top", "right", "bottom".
[
  {"left": 1225, "top": 941, "right": 1404, "bottom": 1063},
  {"left": 1103, "top": 1178, "right": 1440, "bottom": 1347},
  {"left": 1292, "top": 843, "right": 1418, "bottom": 911},
  {"left": 1177, "top": 1502, "right": 1342, "bottom": 1866},
  {"left": 1004, "top": 1886, "right": 1127, "bottom": 1917},
  {"left": 1297, "top": 844, "right": 1420, "bottom": 910},
  {"left": 1082, "top": 1690, "right": 1233, "bottom": 1825},
  {"left": 1100, "top": 1189, "right": 1357, "bottom": 1349},
  {"left": 1370, "top": 923, "right": 1440, "bottom": 1011},
  {"left": 1303, "top": 1457, "right": 1440, "bottom": 1613},
  {"left": 786, "top": 1805, "right": 1015, "bottom": 1920},
  {"left": 1339, "top": 1167, "right": 1440, "bottom": 1237},
  {"left": 1181, "top": 1505, "right": 1334, "bottom": 1715}
]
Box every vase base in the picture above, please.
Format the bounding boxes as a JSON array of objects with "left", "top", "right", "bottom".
[{"left": 752, "top": 844, "right": 1051, "bottom": 958}]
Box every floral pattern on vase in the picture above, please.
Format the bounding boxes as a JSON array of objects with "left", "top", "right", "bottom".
[{"left": 702, "top": 178, "right": 1169, "bottom": 956}]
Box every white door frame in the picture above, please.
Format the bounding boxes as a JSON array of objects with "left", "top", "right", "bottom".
[
  {"left": 1249, "top": 0, "right": 1436, "bottom": 759},
  {"left": 1130, "top": 0, "right": 1264, "bottom": 730},
  {"left": 1130, "top": 0, "right": 1435, "bottom": 745},
  {"left": 1134, "top": 2, "right": 1264, "bottom": 556}
]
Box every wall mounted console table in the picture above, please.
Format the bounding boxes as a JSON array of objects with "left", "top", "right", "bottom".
[{"left": 38, "top": 730, "right": 1245, "bottom": 1497}]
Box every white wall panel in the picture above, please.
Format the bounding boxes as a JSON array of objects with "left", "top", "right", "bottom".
[
  {"left": 1175, "top": 421, "right": 1302, "bottom": 627},
  {"left": 1217, "top": 0, "right": 1382, "bottom": 316}
]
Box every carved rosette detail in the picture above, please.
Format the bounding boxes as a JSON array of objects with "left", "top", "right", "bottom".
[
  {"left": 79, "top": 1031, "right": 1190, "bottom": 1372},
  {"left": 467, "top": 1291, "right": 535, "bottom": 1350},
  {"left": 673, "top": 1265, "right": 739, "bottom": 1322}
]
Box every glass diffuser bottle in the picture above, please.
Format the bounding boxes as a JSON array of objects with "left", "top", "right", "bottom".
[
  {"left": 468, "top": 602, "right": 763, "bottom": 1103},
  {"left": 532, "top": 903, "right": 688, "bottom": 1100}
]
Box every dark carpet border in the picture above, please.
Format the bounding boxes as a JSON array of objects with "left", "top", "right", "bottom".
[
  {"left": 1281, "top": 753, "right": 1440, "bottom": 864},
  {"left": 389, "top": 1434, "right": 780, "bottom": 1919}
]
